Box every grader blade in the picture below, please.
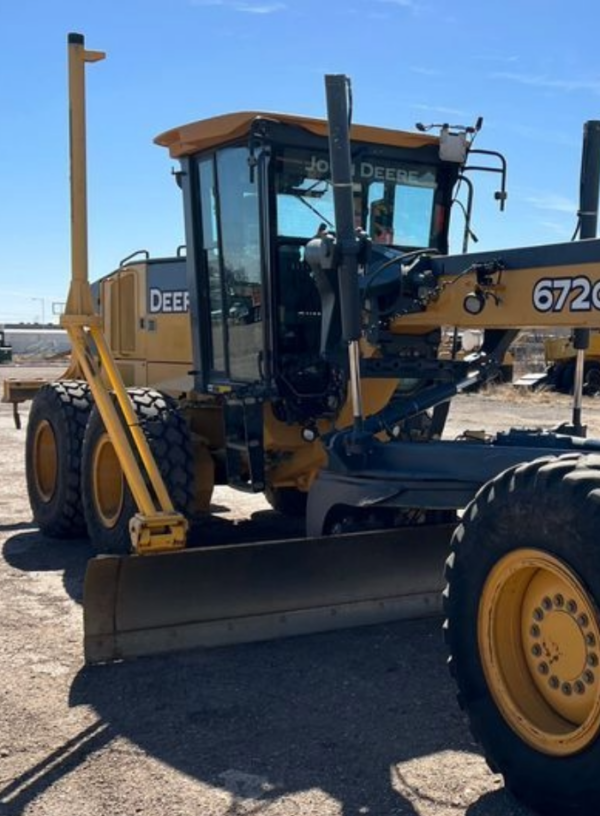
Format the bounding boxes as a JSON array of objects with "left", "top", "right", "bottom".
[{"left": 83, "top": 523, "right": 454, "bottom": 663}]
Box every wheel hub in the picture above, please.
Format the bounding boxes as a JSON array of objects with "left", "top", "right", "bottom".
[
  {"left": 479, "top": 548, "right": 600, "bottom": 755},
  {"left": 33, "top": 419, "right": 58, "bottom": 502},
  {"left": 522, "top": 572, "right": 598, "bottom": 725},
  {"left": 92, "top": 434, "right": 124, "bottom": 528}
]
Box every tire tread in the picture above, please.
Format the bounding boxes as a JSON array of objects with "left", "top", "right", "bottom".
[{"left": 26, "top": 380, "right": 92, "bottom": 538}]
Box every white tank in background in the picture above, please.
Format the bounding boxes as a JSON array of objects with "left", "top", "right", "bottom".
[{"left": 1, "top": 324, "right": 71, "bottom": 359}]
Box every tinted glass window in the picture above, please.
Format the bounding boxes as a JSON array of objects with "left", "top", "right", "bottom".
[
  {"left": 277, "top": 176, "right": 335, "bottom": 238},
  {"left": 275, "top": 147, "right": 437, "bottom": 249},
  {"left": 216, "top": 148, "right": 263, "bottom": 381},
  {"left": 367, "top": 181, "right": 435, "bottom": 248}
]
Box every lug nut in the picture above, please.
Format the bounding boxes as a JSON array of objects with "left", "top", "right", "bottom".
[
  {"left": 578, "top": 614, "right": 590, "bottom": 628},
  {"left": 574, "top": 680, "right": 586, "bottom": 695},
  {"left": 584, "top": 670, "right": 595, "bottom": 685},
  {"left": 538, "top": 662, "right": 549, "bottom": 675},
  {"left": 542, "top": 596, "right": 553, "bottom": 611},
  {"left": 566, "top": 599, "right": 578, "bottom": 614},
  {"left": 588, "top": 654, "right": 599, "bottom": 667},
  {"left": 586, "top": 633, "right": 596, "bottom": 647},
  {"left": 531, "top": 644, "right": 542, "bottom": 658},
  {"left": 554, "top": 594, "right": 564, "bottom": 608},
  {"left": 530, "top": 624, "right": 541, "bottom": 638},
  {"left": 561, "top": 682, "right": 572, "bottom": 696},
  {"left": 549, "top": 675, "right": 560, "bottom": 689},
  {"left": 533, "top": 607, "right": 544, "bottom": 622}
]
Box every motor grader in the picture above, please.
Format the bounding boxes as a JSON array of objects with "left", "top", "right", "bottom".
[
  {"left": 20, "top": 33, "right": 600, "bottom": 816},
  {"left": 542, "top": 331, "right": 600, "bottom": 393}
]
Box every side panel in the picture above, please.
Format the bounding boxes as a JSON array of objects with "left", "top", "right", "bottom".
[
  {"left": 145, "top": 260, "right": 193, "bottom": 366},
  {"left": 97, "top": 259, "right": 194, "bottom": 392},
  {"left": 144, "top": 259, "right": 193, "bottom": 393},
  {"left": 99, "top": 263, "right": 148, "bottom": 387},
  {"left": 395, "top": 239, "right": 600, "bottom": 331},
  {"left": 145, "top": 363, "right": 193, "bottom": 394}
]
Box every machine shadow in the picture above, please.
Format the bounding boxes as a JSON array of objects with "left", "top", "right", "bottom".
[
  {"left": 467, "top": 789, "right": 532, "bottom": 815},
  {"left": 188, "top": 506, "right": 305, "bottom": 546},
  {"left": 2, "top": 529, "right": 93, "bottom": 604},
  {"left": 69, "top": 618, "right": 491, "bottom": 816},
  {"left": 0, "top": 721, "right": 113, "bottom": 815}
]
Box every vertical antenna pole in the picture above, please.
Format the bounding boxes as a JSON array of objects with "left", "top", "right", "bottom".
[{"left": 64, "top": 33, "right": 105, "bottom": 317}]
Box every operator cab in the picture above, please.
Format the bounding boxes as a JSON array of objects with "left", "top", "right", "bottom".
[{"left": 157, "top": 112, "right": 461, "bottom": 421}]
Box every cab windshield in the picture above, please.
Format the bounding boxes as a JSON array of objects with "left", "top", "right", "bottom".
[{"left": 275, "top": 146, "right": 438, "bottom": 250}]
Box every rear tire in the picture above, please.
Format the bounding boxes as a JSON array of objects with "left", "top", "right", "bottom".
[
  {"left": 444, "top": 454, "right": 600, "bottom": 815},
  {"left": 25, "top": 381, "right": 92, "bottom": 537},
  {"left": 556, "top": 361, "right": 575, "bottom": 394},
  {"left": 81, "top": 388, "right": 195, "bottom": 554},
  {"left": 264, "top": 486, "right": 307, "bottom": 517}
]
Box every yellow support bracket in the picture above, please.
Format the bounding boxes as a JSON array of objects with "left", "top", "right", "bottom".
[
  {"left": 130, "top": 513, "right": 188, "bottom": 554},
  {"left": 62, "top": 33, "right": 188, "bottom": 554}
]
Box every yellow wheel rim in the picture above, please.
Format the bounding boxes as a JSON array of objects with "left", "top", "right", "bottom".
[
  {"left": 92, "top": 433, "right": 124, "bottom": 528},
  {"left": 479, "top": 548, "right": 600, "bottom": 756},
  {"left": 33, "top": 420, "right": 58, "bottom": 502}
]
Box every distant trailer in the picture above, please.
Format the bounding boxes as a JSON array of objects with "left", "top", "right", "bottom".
[
  {"left": 1, "top": 326, "right": 71, "bottom": 357},
  {"left": 0, "top": 329, "right": 12, "bottom": 363}
]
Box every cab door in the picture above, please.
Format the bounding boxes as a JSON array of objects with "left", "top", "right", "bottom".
[{"left": 197, "top": 146, "right": 264, "bottom": 387}]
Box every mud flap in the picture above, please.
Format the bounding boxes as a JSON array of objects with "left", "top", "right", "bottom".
[{"left": 83, "top": 524, "right": 455, "bottom": 664}]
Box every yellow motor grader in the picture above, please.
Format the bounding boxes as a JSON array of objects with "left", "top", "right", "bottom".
[{"left": 21, "top": 33, "right": 600, "bottom": 816}]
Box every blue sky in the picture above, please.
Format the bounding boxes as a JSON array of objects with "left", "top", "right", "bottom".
[{"left": 1, "top": 0, "right": 599, "bottom": 322}]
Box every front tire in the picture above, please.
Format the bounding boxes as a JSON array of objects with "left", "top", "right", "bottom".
[
  {"left": 81, "top": 388, "right": 195, "bottom": 554},
  {"left": 25, "top": 381, "right": 92, "bottom": 537},
  {"left": 444, "top": 454, "right": 600, "bottom": 815}
]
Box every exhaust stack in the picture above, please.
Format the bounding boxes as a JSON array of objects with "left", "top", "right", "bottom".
[
  {"left": 324, "top": 75, "right": 366, "bottom": 439},
  {"left": 572, "top": 120, "right": 600, "bottom": 434}
]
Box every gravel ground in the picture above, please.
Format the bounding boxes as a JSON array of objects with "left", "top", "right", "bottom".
[{"left": 3, "top": 364, "right": 600, "bottom": 816}]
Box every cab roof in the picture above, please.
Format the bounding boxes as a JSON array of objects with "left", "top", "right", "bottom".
[{"left": 155, "top": 111, "right": 438, "bottom": 158}]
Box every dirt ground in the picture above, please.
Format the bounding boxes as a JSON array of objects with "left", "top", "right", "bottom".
[{"left": 4, "top": 365, "right": 600, "bottom": 816}]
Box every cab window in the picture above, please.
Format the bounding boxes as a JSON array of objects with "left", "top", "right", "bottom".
[
  {"left": 196, "top": 146, "right": 263, "bottom": 382},
  {"left": 275, "top": 147, "right": 438, "bottom": 250}
]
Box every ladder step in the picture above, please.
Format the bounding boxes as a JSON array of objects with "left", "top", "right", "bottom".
[
  {"left": 224, "top": 398, "right": 265, "bottom": 491},
  {"left": 227, "top": 439, "right": 260, "bottom": 452}
]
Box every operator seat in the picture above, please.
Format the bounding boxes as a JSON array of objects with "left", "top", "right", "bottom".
[{"left": 276, "top": 242, "right": 321, "bottom": 356}]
